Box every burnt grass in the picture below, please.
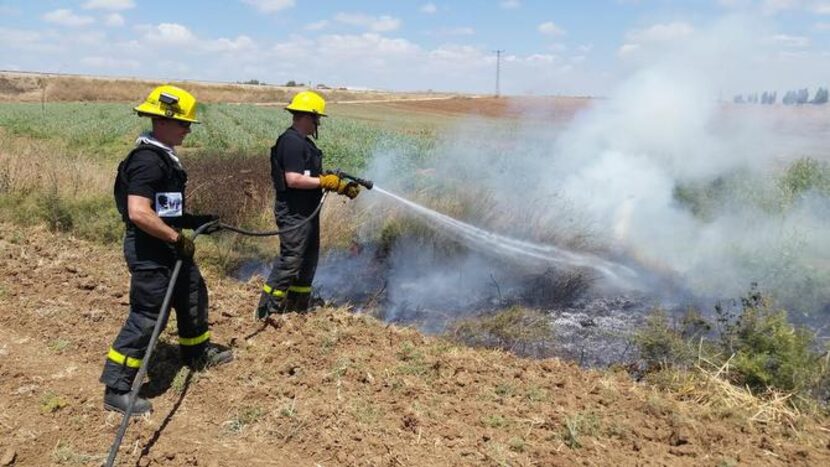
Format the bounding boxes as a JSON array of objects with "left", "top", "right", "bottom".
[{"left": 238, "top": 237, "right": 681, "bottom": 369}]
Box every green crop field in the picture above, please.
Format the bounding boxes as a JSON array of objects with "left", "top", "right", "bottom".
[
  {"left": 0, "top": 101, "right": 446, "bottom": 267},
  {"left": 0, "top": 102, "right": 438, "bottom": 168}
]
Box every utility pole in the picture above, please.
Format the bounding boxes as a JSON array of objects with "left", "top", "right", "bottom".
[{"left": 494, "top": 49, "right": 504, "bottom": 97}]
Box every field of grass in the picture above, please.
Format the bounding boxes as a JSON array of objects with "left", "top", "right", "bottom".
[
  {"left": 2, "top": 98, "right": 830, "bottom": 403},
  {"left": 0, "top": 101, "right": 440, "bottom": 267}
]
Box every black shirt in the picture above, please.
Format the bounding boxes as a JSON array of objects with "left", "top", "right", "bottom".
[
  {"left": 114, "top": 145, "right": 188, "bottom": 270},
  {"left": 270, "top": 126, "right": 323, "bottom": 216}
]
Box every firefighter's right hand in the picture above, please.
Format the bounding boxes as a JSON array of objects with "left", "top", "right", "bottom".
[
  {"left": 173, "top": 232, "right": 195, "bottom": 259},
  {"left": 319, "top": 173, "right": 342, "bottom": 191}
]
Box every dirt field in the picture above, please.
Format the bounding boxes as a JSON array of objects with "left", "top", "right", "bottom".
[
  {"left": 1, "top": 222, "right": 828, "bottom": 466},
  {"left": 375, "top": 95, "right": 594, "bottom": 120}
]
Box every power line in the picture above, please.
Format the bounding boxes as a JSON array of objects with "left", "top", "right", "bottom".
[{"left": 493, "top": 49, "right": 504, "bottom": 97}]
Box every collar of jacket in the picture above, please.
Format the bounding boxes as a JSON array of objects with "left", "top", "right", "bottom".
[{"left": 135, "top": 132, "right": 183, "bottom": 170}]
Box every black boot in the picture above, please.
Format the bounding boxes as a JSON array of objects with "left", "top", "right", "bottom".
[
  {"left": 184, "top": 343, "right": 234, "bottom": 371},
  {"left": 255, "top": 291, "right": 285, "bottom": 320},
  {"left": 103, "top": 386, "right": 152, "bottom": 416}
]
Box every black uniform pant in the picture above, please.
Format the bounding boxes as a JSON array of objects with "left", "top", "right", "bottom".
[
  {"left": 263, "top": 201, "right": 320, "bottom": 310},
  {"left": 100, "top": 260, "right": 210, "bottom": 392}
]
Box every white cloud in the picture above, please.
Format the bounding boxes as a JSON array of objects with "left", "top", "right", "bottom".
[
  {"left": 421, "top": 3, "right": 438, "bottom": 14},
  {"left": 206, "top": 35, "right": 256, "bottom": 53},
  {"left": 813, "top": 2, "right": 830, "bottom": 14},
  {"left": 305, "top": 20, "right": 329, "bottom": 31},
  {"left": 717, "top": 0, "right": 753, "bottom": 7},
  {"left": 761, "top": 0, "right": 801, "bottom": 15},
  {"left": 82, "top": 0, "right": 135, "bottom": 10},
  {"left": 139, "top": 23, "right": 197, "bottom": 45},
  {"left": 538, "top": 21, "right": 566, "bottom": 36},
  {"left": 500, "top": 0, "right": 521, "bottom": 9},
  {"left": 618, "top": 43, "right": 641, "bottom": 57},
  {"left": 75, "top": 31, "right": 107, "bottom": 45},
  {"left": 334, "top": 13, "right": 401, "bottom": 32},
  {"left": 241, "top": 0, "right": 295, "bottom": 13},
  {"left": 320, "top": 33, "right": 419, "bottom": 58},
  {"left": 0, "top": 27, "right": 43, "bottom": 46},
  {"left": 526, "top": 53, "right": 558, "bottom": 64},
  {"left": 439, "top": 27, "right": 475, "bottom": 36},
  {"left": 81, "top": 56, "right": 139, "bottom": 68},
  {"left": 549, "top": 43, "right": 567, "bottom": 52},
  {"left": 768, "top": 33, "right": 810, "bottom": 47},
  {"left": 43, "top": 9, "right": 95, "bottom": 27},
  {"left": 104, "top": 13, "right": 125, "bottom": 27},
  {"left": 815, "top": 21, "right": 830, "bottom": 30},
  {"left": 626, "top": 22, "right": 694, "bottom": 42}
]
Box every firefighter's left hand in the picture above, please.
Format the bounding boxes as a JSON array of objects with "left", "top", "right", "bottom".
[
  {"left": 338, "top": 181, "right": 360, "bottom": 199},
  {"left": 173, "top": 232, "right": 196, "bottom": 259}
]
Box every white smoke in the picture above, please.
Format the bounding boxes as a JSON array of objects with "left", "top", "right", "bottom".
[{"left": 357, "top": 16, "right": 830, "bottom": 316}]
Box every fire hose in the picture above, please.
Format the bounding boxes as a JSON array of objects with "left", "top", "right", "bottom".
[{"left": 105, "top": 171, "right": 372, "bottom": 467}]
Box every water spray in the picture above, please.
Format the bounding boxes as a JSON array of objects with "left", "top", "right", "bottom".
[{"left": 370, "top": 186, "right": 639, "bottom": 288}]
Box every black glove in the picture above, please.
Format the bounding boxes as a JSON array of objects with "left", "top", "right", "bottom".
[
  {"left": 172, "top": 232, "right": 195, "bottom": 259},
  {"left": 184, "top": 214, "right": 221, "bottom": 234}
]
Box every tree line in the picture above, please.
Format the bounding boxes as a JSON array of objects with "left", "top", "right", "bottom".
[{"left": 733, "top": 87, "right": 829, "bottom": 105}]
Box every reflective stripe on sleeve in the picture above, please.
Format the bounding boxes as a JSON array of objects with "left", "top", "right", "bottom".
[
  {"left": 179, "top": 330, "right": 210, "bottom": 346},
  {"left": 107, "top": 347, "right": 143, "bottom": 368}
]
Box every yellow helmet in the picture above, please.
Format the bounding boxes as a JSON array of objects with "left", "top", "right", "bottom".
[
  {"left": 134, "top": 85, "right": 200, "bottom": 123},
  {"left": 285, "top": 91, "right": 327, "bottom": 116}
]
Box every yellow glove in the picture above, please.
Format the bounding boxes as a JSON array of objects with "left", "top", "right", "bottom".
[{"left": 319, "top": 173, "right": 342, "bottom": 191}]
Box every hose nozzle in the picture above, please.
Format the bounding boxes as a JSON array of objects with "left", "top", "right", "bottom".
[{"left": 329, "top": 170, "right": 373, "bottom": 190}]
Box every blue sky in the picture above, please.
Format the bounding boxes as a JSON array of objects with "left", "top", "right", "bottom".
[{"left": 1, "top": 0, "right": 828, "bottom": 95}]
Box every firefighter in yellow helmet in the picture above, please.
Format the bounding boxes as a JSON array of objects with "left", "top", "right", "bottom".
[
  {"left": 101, "top": 85, "right": 233, "bottom": 416},
  {"left": 256, "top": 91, "right": 360, "bottom": 319}
]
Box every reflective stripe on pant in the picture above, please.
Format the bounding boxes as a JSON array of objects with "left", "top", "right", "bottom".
[
  {"left": 263, "top": 201, "right": 320, "bottom": 311},
  {"left": 100, "top": 260, "right": 209, "bottom": 391}
]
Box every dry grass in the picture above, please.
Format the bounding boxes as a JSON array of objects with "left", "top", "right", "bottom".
[
  {"left": 0, "top": 72, "right": 452, "bottom": 104},
  {"left": 647, "top": 355, "right": 806, "bottom": 428},
  {"left": 0, "top": 130, "right": 110, "bottom": 197}
]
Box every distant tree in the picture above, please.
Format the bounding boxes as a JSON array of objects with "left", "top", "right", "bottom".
[
  {"left": 285, "top": 80, "right": 297, "bottom": 87},
  {"left": 811, "top": 87, "right": 828, "bottom": 104},
  {"left": 768, "top": 91, "right": 777, "bottom": 105},
  {"left": 783, "top": 90, "right": 797, "bottom": 105},
  {"left": 733, "top": 94, "right": 745, "bottom": 104},
  {"left": 797, "top": 88, "right": 810, "bottom": 104},
  {"left": 240, "top": 79, "right": 262, "bottom": 85}
]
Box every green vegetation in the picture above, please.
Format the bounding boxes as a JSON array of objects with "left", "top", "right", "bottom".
[
  {"left": 224, "top": 406, "right": 265, "bottom": 434},
  {"left": 52, "top": 441, "right": 101, "bottom": 465},
  {"left": 0, "top": 101, "right": 438, "bottom": 267},
  {"left": 40, "top": 391, "right": 68, "bottom": 413},
  {"left": 449, "top": 306, "right": 553, "bottom": 357},
  {"left": 635, "top": 286, "right": 830, "bottom": 408},
  {"left": 561, "top": 411, "right": 600, "bottom": 449},
  {"left": 673, "top": 157, "right": 830, "bottom": 218}
]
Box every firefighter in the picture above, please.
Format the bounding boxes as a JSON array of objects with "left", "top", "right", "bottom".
[
  {"left": 101, "top": 85, "right": 233, "bottom": 415},
  {"left": 256, "top": 91, "right": 360, "bottom": 319}
]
